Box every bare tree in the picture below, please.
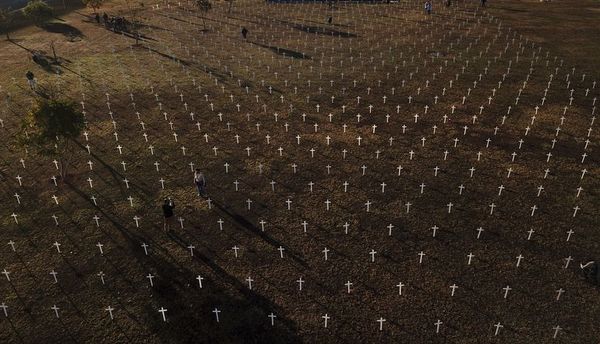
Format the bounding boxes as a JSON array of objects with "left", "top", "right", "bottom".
[
  {"left": 195, "top": 0, "right": 212, "bottom": 30},
  {"left": 0, "top": 8, "right": 14, "bottom": 40},
  {"left": 82, "top": 0, "right": 107, "bottom": 13}
]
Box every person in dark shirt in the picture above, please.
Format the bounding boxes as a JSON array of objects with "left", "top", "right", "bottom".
[
  {"left": 26, "top": 71, "right": 36, "bottom": 90},
  {"left": 241, "top": 27, "right": 248, "bottom": 40},
  {"left": 162, "top": 198, "right": 176, "bottom": 232},
  {"left": 193, "top": 169, "right": 207, "bottom": 197}
]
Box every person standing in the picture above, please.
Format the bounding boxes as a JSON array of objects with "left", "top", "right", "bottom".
[
  {"left": 241, "top": 27, "right": 248, "bottom": 40},
  {"left": 193, "top": 169, "right": 207, "bottom": 196},
  {"left": 162, "top": 198, "right": 176, "bottom": 232}
]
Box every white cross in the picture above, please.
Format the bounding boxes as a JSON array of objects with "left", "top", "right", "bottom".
[
  {"left": 564, "top": 256, "right": 573, "bottom": 269},
  {"left": 476, "top": 227, "right": 484, "bottom": 239},
  {"left": 377, "top": 317, "right": 386, "bottom": 331},
  {"left": 212, "top": 308, "right": 221, "bottom": 322},
  {"left": 369, "top": 249, "right": 377, "bottom": 262},
  {"left": 552, "top": 325, "right": 562, "bottom": 339},
  {"left": 147, "top": 274, "right": 155, "bottom": 287},
  {"left": 51, "top": 305, "right": 60, "bottom": 318},
  {"left": 396, "top": 282, "right": 405, "bottom": 295},
  {"left": 106, "top": 306, "right": 115, "bottom": 320},
  {"left": 450, "top": 284, "right": 458, "bottom": 296},
  {"left": 196, "top": 275, "right": 204, "bottom": 288},
  {"left": 418, "top": 251, "right": 426, "bottom": 264},
  {"left": 50, "top": 270, "right": 58, "bottom": 283},
  {"left": 345, "top": 281, "right": 352, "bottom": 294},
  {"left": 322, "top": 314, "right": 330, "bottom": 328},
  {"left": 502, "top": 285, "right": 512, "bottom": 299},
  {"left": 296, "top": 277, "right": 304, "bottom": 291},
  {"left": 268, "top": 313, "right": 276, "bottom": 326},
  {"left": 430, "top": 225, "right": 439, "bottom": 237},
  {"left": 133, "top": 216, "right": 141, "bottom": 227},
  {"left": 434, "top": 319, "right": 443, "bottom": 333},
  {"left": 467, "top": 253, "right": 475, "bottom": 265},
  {"left": 494, "top": 322, "right": 503, "bottom": 336},
  {"left": 0, "top": 303, "right": 7, "bottom": 317},
  {"left": 158, "top": 307, "right": 167, "bottom": 322},
  {"left": 515, "top": 254, "right": 524, "bottom": 267}
]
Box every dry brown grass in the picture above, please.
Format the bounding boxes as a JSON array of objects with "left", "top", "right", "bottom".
[{"left": 0, "top": 0, "right": 599, "bottom": 343}]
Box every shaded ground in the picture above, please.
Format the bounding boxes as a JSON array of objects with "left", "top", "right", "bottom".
[{"left": 0, "top": 0, "right": 598, "bottom": 343}]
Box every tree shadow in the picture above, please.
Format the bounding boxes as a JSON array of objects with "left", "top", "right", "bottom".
[
  {"left": 41, "top": 22, "right": 85, "bottom": 39},
  {"left": 30, "top": 51, "right": 65, "bottom": 74}
]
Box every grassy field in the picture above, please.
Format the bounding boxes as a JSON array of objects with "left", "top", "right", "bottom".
[{"left": 0, "top": 0, "right": 598, "bottom": 343}]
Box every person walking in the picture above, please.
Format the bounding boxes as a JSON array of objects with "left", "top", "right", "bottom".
[
  {"left": 424, "top": 1, "right": 432, "bottom": 15},
  {"left": 25, "top": 71, "right": 36, "bottom": 90},
  {"left": 162, "top": 198, "right": 176, "bottom": 232},
  {"left": 193, "top": 169, "right": 207, "bottom": 197}
]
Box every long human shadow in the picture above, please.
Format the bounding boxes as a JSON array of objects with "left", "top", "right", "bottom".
[
  {"left": 133, "top": 44, "right": 190, "bottom": 66},
  {"left": 73, "top": 141, "right": 153, "bottom": 197},
  {"left": 63, "top": 180, "right": 300, "bottom": 342},
  {"left": 249, "top": 41, "right": 311, "bottom": 59},
  {"left": 8, "top": 39, "right": 34, "bottom": 53},
  {"left": 210, "top": 199, "right": 309, "bottom": 268},
  {"left": 253, "top": 14, "right": 358, "bottom": 38}
]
